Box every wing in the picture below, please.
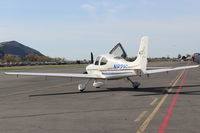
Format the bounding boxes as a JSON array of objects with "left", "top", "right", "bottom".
[
  {"left": 4, "top": 72, "right": 102, "bottom": 79},
  {"left": 147, "top": 67, "right": 172, "bottom": 70},
  {"left": 146, "top": 65, "right": 199, "bottom": 74}
]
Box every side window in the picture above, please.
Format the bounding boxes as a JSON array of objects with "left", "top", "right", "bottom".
[
  {"left": 95, "top": 56, "right": 101, "bottom": 65},
  {"left": 100, "top": 57, "right": 108, "bottom": 65}
]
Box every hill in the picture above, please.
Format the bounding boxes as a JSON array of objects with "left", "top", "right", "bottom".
[{"left": 0, "top": 41, "right": 44, "bottom": 59}]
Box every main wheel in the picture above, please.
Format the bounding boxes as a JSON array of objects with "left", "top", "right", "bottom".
[
  {"left": 132, "top": 82, "right": 141, "bottom": 88},
  {"left": 134, "top": 86, "right": 139, "bottom": 89}
]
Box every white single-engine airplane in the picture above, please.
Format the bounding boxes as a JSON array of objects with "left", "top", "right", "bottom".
[{"left": 5, "top": 36, "right": 199, "bottom": 92}]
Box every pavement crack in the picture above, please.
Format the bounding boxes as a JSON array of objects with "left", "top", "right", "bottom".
[{"left": 0, "top": 107, "right": 146, "bottom": 120}]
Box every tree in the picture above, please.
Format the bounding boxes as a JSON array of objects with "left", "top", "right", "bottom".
[
  {"left": 37, "top": 56, "right": 51, "bottom": 62},
  {"left": 182, "top": 56, "right": 186, "bottom": 60},
  {"left": 3, "top": 54, "right": 22, "bottom": 63},
  {"left": 186, "top": 54, "right": 191, "bottom": 57},
  {"left": 3, "top": 54, "right": 16, "bottom": 62},
  {"left": 178, "top": 54, "right": 182, "bottom": 59},
  {"left": 27, "top": 53, "right": 40, "bottom": 62},
  {"left": 14, "top": 56, "right": 22, "bottom": 62}
]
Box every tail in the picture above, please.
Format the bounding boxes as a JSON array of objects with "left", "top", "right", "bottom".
[{"left": 130, "top": 36, "right": 149, "bottom": 74}]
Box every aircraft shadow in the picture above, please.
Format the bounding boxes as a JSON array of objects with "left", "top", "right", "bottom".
[
  {"left": 131, "top": 84, "right": 200, "bottom": 96},
  {"left": 29, "top": 84, "right": 200, "bottom": 97}
]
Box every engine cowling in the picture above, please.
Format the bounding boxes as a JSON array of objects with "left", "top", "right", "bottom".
[{"left": 93, "top": 81, "right": 104, "bottom": 88}]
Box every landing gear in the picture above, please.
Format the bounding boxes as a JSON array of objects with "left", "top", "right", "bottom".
[
  {"left": 78, "top": 79, "right": 104, "bottom": 92},
  {"left": 78, "top": 79, "right": 91, "bottom": 92},
  {"left": 78, "top": 84, "right": 86, "bottom": 92},
  {"left": 132, "top": 82, "right": 141, "bottom": 88},
  {"left": 162, "top": 88, "right": 168, "bottom": 94},
  {"left": 127, "top": 77, "right": 141, "bottom": 88}
]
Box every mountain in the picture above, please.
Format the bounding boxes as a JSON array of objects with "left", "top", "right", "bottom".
[{"left": 0, "top": 41, "right": 44, "bottom": 59}]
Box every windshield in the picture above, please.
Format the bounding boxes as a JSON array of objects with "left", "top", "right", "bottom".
[
  {"left": 100, "top": 57, "right": 108, "bottom": 65},
  {"left": 95, "top": 56, "right": 101, "bottom": 65}
]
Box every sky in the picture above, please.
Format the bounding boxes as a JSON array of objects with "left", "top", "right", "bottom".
[{"left": 0, "top": 0, "right": 200, "bottom": 60}]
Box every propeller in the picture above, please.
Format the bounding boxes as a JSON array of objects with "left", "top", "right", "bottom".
[
  {"left": 91, "top": 52, "right": 94, "bottom": 64},
  {"left": 83, "top": 52, "right": 94, "bottom": 74}
]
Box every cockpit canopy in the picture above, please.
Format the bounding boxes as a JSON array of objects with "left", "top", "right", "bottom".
[{"left": 109, "top": 43, "right": 127, "bottom": 59}]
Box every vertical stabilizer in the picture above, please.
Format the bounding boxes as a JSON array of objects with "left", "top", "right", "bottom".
[{"left": 130, "top": 36, "right": 149, "bottom": 74}]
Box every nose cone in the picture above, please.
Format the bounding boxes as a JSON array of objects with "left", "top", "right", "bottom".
[{"left": 86, "top": 64, "right": 94, "bottom": 71}]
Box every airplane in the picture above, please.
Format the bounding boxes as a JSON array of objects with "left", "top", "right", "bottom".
[{"left": 5, "top": 36, "right": 199, "bottom": 92}]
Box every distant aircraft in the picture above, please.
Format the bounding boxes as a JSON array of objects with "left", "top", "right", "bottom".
[
  {"left": 5, "top": 36, "right": 199, "bottom": 92},
  {"left": 192, "top": 53, "right": 200, "bottom": 64}
]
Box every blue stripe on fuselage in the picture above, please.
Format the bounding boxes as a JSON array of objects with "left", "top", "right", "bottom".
[{"left": 102, "top": 72, "right": 131, "bottom": 75}]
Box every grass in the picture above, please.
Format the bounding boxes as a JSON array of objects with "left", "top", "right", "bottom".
[{"left": 0, "top": 64, "right": 86, "bottom": 71}]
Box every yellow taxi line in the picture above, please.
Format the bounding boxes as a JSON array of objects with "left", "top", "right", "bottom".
[
  {"left": 136, "top": 70, "right": 185, "bottom": 133},
  {"left": 150, "top": 97, "right": 158, "bottom": 106},
  {"left": 134, "top": 111, "right": 148, "bottom": 122}
]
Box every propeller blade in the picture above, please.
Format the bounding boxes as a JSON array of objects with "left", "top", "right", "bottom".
[{"left": 91, "top": 52, "right": 94, "bottom": 64}]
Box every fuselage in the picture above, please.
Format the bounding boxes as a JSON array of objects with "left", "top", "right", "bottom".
[{"left": 86, "top": 54, "right": 138, "bottom": 79}]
